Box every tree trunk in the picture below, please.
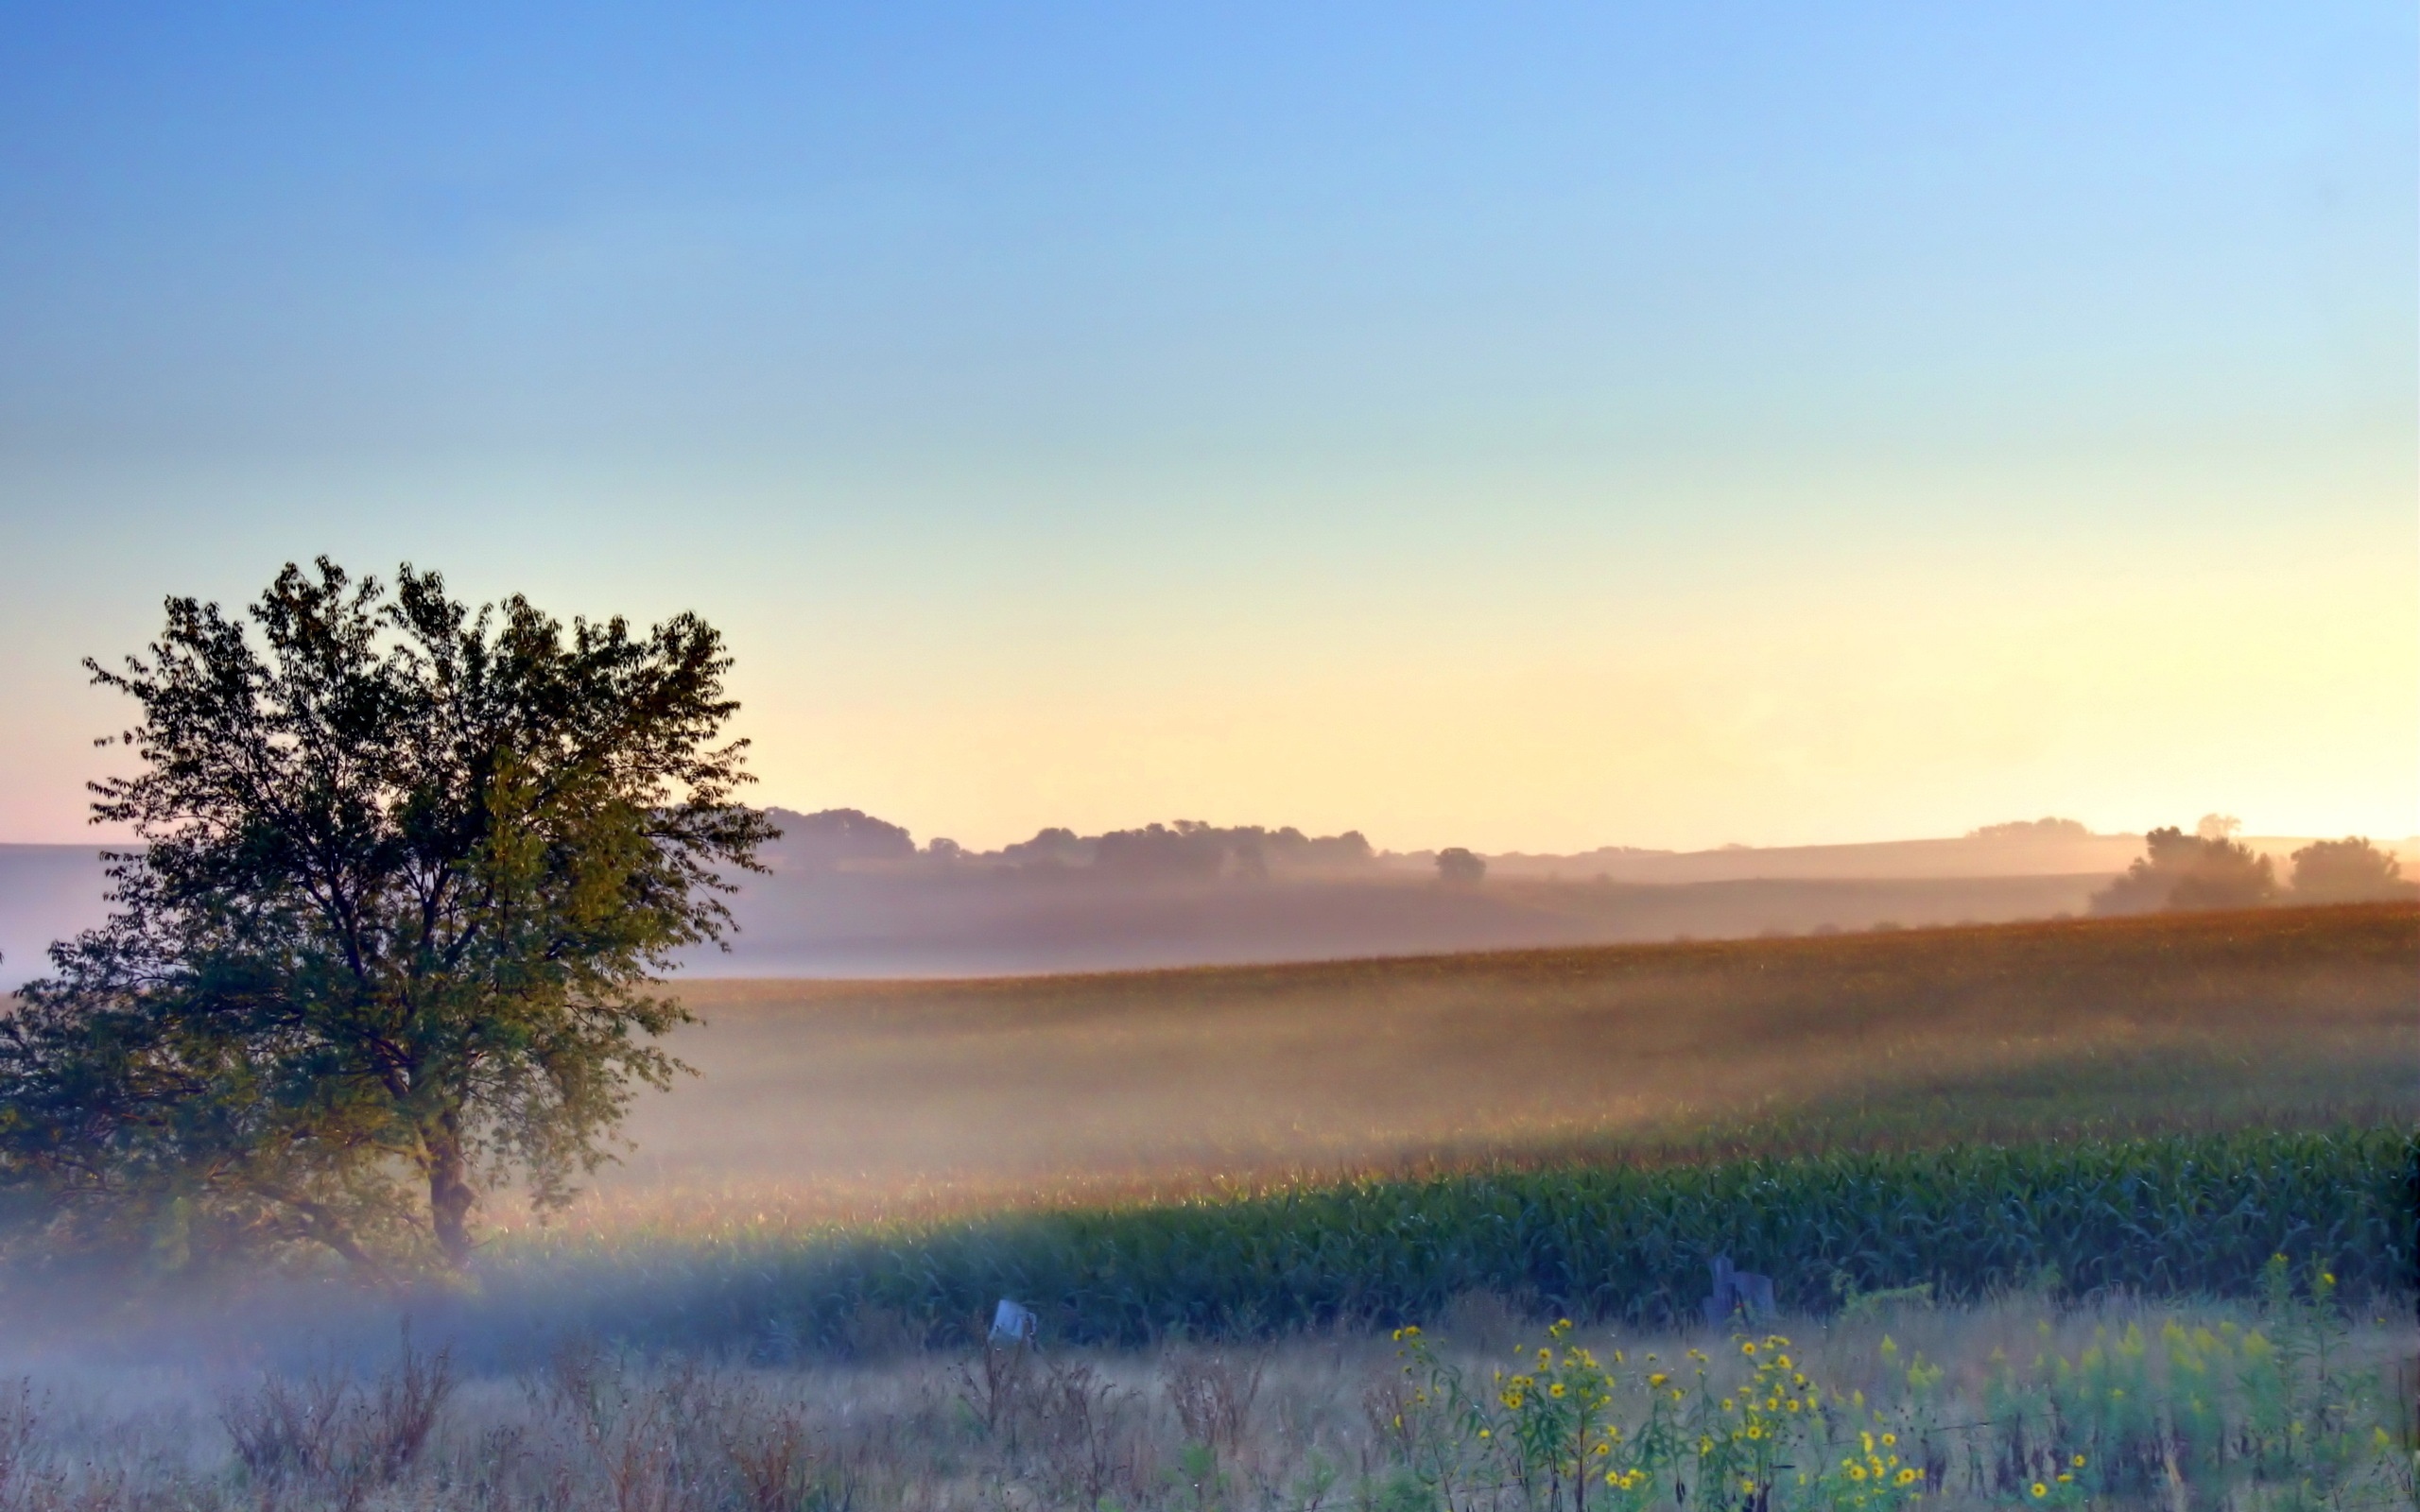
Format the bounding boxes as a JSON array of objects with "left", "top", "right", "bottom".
[{"left": 424, "top": 1119, "right": 477, "bottom": 1269}]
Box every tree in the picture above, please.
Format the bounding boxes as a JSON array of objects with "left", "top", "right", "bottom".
[
  {"left": 768, "top": 808, "right": 914, "bottom": 868},
  {"left": 2088, "top": 826, "right": 2274, "bottom": 916},
  {"left": 2288, "top": 837, "right": 2413, "bottom": 903},
  {"left": 1967, "top": 817, "right": 2089, "bottom": 841},
  {"left": 1434, "top": 848, "right": 1487, "bottom": 887},
  {"left": 0, "top": 560, "right": 776, "bottom": 1276}
]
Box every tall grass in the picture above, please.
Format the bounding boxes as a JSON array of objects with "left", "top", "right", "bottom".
[
  {"left": 461, "top": 1127, "right": 2414, "bottom": 1357},
  {"left": 0, "top": 1289, "right": 2406, "bottom": 1511}
]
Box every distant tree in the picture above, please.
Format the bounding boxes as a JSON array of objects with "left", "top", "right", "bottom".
[
  {"left": 0, "top": 560, "right": 775, "bottom": 1277},
  {"left": 1229, "top": 833, "right": 1270, "bottom": 883},
  {"left": 1094, "top": 823, "right": 1227, "bottom": 881},
  {"left": 769, "top": 808, "right": 914, "bottom": 868},
  {"left": 997, "top": 827, "right": 1090, "bottom": 868},
  {"left": 1435, "top": 848, "right": 1487, "bottom": 887},
  {"left": 2089, "top": 826, "right": 2274, "bottom": 916},
  {"left": 1263, "top": 826, "right": 1375, "bottom": 868},
  {"left": 2195, "top": 814, "right": 2241, "bottom": 841},
  {"left": 1305, "top": 830, "right": 1376, "bottom": 867},
  {"left": 1967, "top": 817, "right": 2091, "bottom": 841},
  {"left": 2288, "top": 837, "right": 2413, "bottom": 903},
  {"left": 992, "top": 821, "right": 1371, "bottom": 876}
]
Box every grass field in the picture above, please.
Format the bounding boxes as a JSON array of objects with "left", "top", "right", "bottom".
[
  {"left": 589, "top": 903, "right": 2420, "bottom": 1229},
  {"left": 3, "top": 1282, "right": 2411, "bottom": 1509}
]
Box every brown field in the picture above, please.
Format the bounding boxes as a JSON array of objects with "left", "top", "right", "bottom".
[{"left": 580, "top": 903, "right": 2420, "bottom": 1230}]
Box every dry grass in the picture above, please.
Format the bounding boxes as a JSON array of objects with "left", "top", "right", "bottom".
[
  {"left": 0, "top": 1291, "right": 2408, "bottom": 1510},
  {"left": 565, "top": 904, "right": 2419, "bottom": 1232}
]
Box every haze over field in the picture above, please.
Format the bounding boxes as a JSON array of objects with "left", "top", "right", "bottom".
[
  {"left": 8, "top": 815, "right": 2412, "bottom": 987},
  {"left": 571, "top": 906, "right": 2420, "bottom": 1227}
]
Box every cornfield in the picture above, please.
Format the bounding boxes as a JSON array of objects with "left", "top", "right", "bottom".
[
  {"left": 617, "top": 903, "right": 2420, "bottom": 1225},
  {"left": 469, "top": 1126, "right": 2415, "bottom": 1355}
]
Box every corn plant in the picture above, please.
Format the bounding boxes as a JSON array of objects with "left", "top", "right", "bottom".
[{"left": 460, "top": 1126, "right": 2414, "bottom": 1356}]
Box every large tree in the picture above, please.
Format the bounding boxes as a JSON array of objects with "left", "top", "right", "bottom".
[
  {"left": 2088, "top": 825, "right": 2274, "bottom": 916},
  {"left": 2288, "top": 837, "right": 2413, "bottom": 903},
  {"left": 0, "top": 561, "right": 775, "bottom": 1275}
]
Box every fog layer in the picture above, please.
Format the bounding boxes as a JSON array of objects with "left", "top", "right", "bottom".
[{"left": 6, "top": 815, "right": 2410, "bottom": 988}]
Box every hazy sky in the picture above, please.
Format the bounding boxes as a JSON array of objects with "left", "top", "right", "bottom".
[{"left": 2, "top": 4, "right": 2413, "bottom": 852}]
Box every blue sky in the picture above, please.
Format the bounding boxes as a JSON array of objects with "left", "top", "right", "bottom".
[{"left": 2, "top": 4, "right": 2412, "bottom": 850}]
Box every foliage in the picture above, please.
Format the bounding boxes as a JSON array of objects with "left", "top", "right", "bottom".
[
  {"left": 989, "top": 819, "right": 1375, "bottom": 875},
  {"left": 470, "top": 1126, "right": 2417, "bottom": 1355},
  {"left": 1374, "top": 1298, "right": 2417, "bottom": 1512},
  {"left": 2091, "top": 827, "right": 2275, "bottom": 916},
  {"left": 1974, "top": 1256, "right": 2405, "bottom": 1512},
  {"left": 1436, "top": 849, "right": 1488, "bottom": 886},
  {"left": 765, "top": 808, "right": 916, "bottom": 868},
  {"left": 2290, "top": 839, "right": 2414, "bottom": 905},
  {"left": 0, "top": 559, "right": 774, "bottom": 1276},
  {"left": 1966, "top": 819, "right": 2090, "bottom": 842}
]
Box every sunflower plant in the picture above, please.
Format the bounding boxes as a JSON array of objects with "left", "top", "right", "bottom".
[
  {"left": 1795, "top": 1425, "right": 1933, "bottom": 1512},
  {"left": 1685, "top": 1334, "right": 1824, "bottom": 1512},
  {"left": 1481, "top": 1319, "right": 1636, "bottom": 1512},
  {"left": 2010, "top": 1453, "right": 2088, "bottom": 1510}
]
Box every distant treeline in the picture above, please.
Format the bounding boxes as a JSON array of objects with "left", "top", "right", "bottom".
[
  {"left": 2090, "top": 825, "right": 2415, "bottom": 916},
  {"left": 768, "top": 809, "right": 1377, "bottom": 880},
  {"left": 469, "top": 1126, "right": 2415, "bottom": 1356}
]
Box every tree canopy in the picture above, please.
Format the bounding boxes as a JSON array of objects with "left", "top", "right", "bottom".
[
  {"left": 1434, "top": 847, "right": 1487, "bottom": 887},
  {"left": 2288, "top": 837, "right": 2412, "bottom": 903},
  {"left": 0, "top": 560, "right": 776, "bottom": 1277},
  {"left": 2089, "top": 826, "right": 2275, "bottom": 916}
]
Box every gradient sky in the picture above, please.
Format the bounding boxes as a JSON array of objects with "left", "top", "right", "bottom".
[{"left": 2, "top": 3, "right": 2413, "bottom": 853}]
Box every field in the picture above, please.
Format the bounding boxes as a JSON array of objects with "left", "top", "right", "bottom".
[
  {"left": 593, "top": 903, "right": 2420, "bottom": 1226},
  {"left": 0, "top": 905, "right": 2414, "bottom": 1510},
  {"left": 0, "top": 1277, "right": 2411, "bottom": 1509},
  {"left": 380, "top": 904, "right": 2414, "bottom": 1360}
]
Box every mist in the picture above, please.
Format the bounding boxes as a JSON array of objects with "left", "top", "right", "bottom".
[
  {"left": 10, "top": 812, "right": 2414, "bottom": 990},
  {"left": 673, "top": 809, "right": 2400, "bottom": 977},
  {"left": 604, "top": 907, "right": 2420, "bottom": 1228}
]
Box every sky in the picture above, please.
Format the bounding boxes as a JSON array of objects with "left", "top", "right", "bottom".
[{"left": 1, "top": 3, "right": 2413, "bottom": 854}]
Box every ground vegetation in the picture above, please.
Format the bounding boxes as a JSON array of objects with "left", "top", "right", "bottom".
[{"left": 0, "top": 1284, "right": 2407, "bottom": 1510}]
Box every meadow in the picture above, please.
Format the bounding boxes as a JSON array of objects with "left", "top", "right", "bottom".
[{"left": 0, "top": 1270, "right": 2409, "bottom": 1510}]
